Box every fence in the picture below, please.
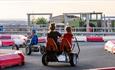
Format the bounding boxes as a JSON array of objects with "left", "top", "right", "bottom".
[{"left": 0, "top": 25, "right": 115, "bottom": 36}]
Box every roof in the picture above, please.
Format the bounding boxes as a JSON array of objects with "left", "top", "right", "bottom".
[
  {"left": 55, "top": 23, "right": 65, "bottom": 26},
  {"left": 0, "top": 20, "right": 27, "bottom": 25}
]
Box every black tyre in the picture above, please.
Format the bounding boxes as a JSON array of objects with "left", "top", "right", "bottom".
[
  {"left": 12, "top": 44, "right": 19, "bottom": 50},
  {"left": 42, "top": 53, "right": 48, "bottom": 66},
  {"left": 40, "top": 46, "right": 45, "bottom": 54},
  {"left": 26, "top": 47, "right": 32, "bottom": 55},
  {"left": 69, "top": 53, "right": 78, "bottom": 66}
]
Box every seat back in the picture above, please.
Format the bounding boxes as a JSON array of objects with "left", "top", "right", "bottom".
[
  {"left": 60, "top": 38, "right": 72, "bottom": 53},
  {"left": 46, "top": 38, "right": 58, "bottom": 52}
]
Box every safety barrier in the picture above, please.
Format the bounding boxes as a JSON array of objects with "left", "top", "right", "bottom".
[
  {"left": 0, "top": 49, "right": 24, "bottom": 69},
  {"left": 1, "top": 40, "right": 14, "bottom": 46},
  {"left": 0, "top": 34, "right": 27, "bottom": 47},
  {"left": 37, "top": 36, "right": 115, "bottom": 42},
  {"left": 81, "top": 36, "right": 115, "bottom": 42},
  {"left": 0, "top": 34, "right": 115, "bottom": 46},
  {"left": 86, "top": 36, "right": 104, "bottom": 42}
]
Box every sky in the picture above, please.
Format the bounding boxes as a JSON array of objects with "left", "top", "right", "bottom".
[{"left": 0, "top": 0, "right": 115, "bottom": 20}]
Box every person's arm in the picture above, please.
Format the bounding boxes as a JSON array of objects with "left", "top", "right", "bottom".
[
  {"left": 30, "top": 36, "right": 34, "bottom": 45},
  {"left": 47, "top": 33, "right": 50, "bottom": 39},
  {"left": 30, "top": 35, "right": 38, "bottom": 45},
  {"left": 57, "top": 31, "right": 61, "bottom": 37},
  {"left": 57, "top": 31, "right": 62, "bottom": 41},
  {"left": 71, "top": 34, "right": 73, "bottom": 38}
]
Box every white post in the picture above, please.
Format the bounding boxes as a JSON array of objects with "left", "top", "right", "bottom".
[{"left": 107, "top": 18, "right": 112, "bottom": 32}]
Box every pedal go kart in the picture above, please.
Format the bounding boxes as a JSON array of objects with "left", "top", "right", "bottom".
[
  {"left": 12, "top": 38, "right": 27, "bottom": 50},
  {"left": 25, "top": 39, "right": 45, "bottom": 55},
  {"left": 42, "top": 37, "right": 80, "bottom": 66}
]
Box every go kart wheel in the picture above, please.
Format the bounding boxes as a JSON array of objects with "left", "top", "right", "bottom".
[
  {"left": 42, "top": 53, "right": 48, "bottom": 66},
  {"left": 12, "top": 44, "right": 19, "bottom": 50},
  {"left": 40, "top": 46, "right": 45, "bottom": 54},
  {"left": 69, "top": 53, "right": 78, "bottom": 66},
  {"left": 26, "top": 47, "right": 32, "bottom": 55}
]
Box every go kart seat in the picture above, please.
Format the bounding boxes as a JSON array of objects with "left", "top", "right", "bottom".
[
  {"left": 46, "top": 38, "right": 58, "bottom": 52},
  {"left": 60, "top": 38, "right": 72, "bottom": 53}
]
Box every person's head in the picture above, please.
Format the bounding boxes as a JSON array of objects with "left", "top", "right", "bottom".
[
  {"left": 66, "top": 26, "right": 72, "bottom": 33},
  {"left": 49, "top": 23, "right": 55, "bottom": 31},
  {"left": 32, "top": 29, "right": 36, "bottom": 34}
]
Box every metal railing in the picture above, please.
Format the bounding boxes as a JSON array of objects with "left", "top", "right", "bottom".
[
  {"left": 0, "top": 26, "right": 115, "bottom": 36},
  {"left": 69, "top": 27, "right": 115, "bottom": 32}
]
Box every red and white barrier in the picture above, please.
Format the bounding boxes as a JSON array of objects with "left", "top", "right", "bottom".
[
  {"left": 0, "top": 49, "right": 25, "bottom": 69},
  {"left": 0, "top": 34, "right": 14, "bottom": 46},
  {"left": 0, "top": 34, "right": 28, "bottom": 47},
  {"left": 9, "top": 34, "right": 115, "bottom": 42},
  {"left": 1, "top": 34, "right": 115, "bottom": 43},
  {"left": 38, "top": 36, "right": 105, "bottom": 42},
  {"left": 76, "top": 36, "right": 115, "bottom": 42}
]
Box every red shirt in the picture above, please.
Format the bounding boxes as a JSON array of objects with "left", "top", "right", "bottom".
[{"left": 63, "top": 33, "right": 73, "bottom": 45}]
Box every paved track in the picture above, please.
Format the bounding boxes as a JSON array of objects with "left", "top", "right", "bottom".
[{"left": 2, "top": 42, "right": 115, "bottom": 70}]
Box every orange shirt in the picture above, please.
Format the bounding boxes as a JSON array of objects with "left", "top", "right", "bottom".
[{"left": 63, "top": 33, "right": 73, "bottom": 45}]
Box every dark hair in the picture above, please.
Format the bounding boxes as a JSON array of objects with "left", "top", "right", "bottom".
[
  {"left": 32, "top": 29, "right": 36, "bottom": 33},
  {"left": 66, "top": 26, "right": 72, "bottom": 32},
  {"left": 50, "top": 23, "right": 55, "bottom": 30}
]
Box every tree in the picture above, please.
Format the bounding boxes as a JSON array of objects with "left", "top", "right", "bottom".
[
  {"left": 68, "top": 19, "right": 81, "bottom": 27},
  {"left": 34, "top": 17, "right": 48, "bottom": 24}
]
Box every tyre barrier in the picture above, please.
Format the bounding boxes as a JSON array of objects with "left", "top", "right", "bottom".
[{"left": 0, "top": 49, "right": 25, "bottom": 69}]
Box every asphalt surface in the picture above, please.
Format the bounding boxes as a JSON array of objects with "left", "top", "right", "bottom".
[{"left": 2, "top": 42, "right": 115, "bottom": 70}]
